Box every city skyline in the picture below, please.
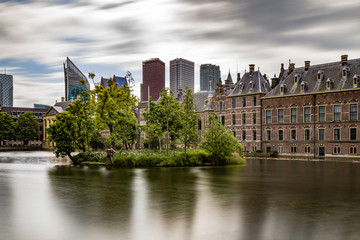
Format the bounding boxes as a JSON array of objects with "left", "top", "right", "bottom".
[{"left": 1, "top": 0, "right": 360, "bottom": 107}]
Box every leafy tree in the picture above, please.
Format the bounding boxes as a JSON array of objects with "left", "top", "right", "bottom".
[
  {"left": 16, "top": 112, "right": 39, "bottom": 145},
  {"left": 179, "top": 87, "right": 199, "bottom": 158},
  {"left": 113, "top": 110, "right": 138, "bottom": 150},
  {"left": 0, "top": 112, "right": 15, "bottom": 145},
  {"left": 89, "top": 131, "right": 105, "bottom": 150},
  {"left": 47, "top": 112, "right": 77, "bottom": 162},
  {"left": 143, "top": 99, "right": 165, "bottom": 151},
  {"left": 201, "top": 114, "right": 243, "bottom": 165}
]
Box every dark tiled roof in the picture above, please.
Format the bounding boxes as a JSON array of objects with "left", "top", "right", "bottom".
[
  {"left": 54, "top": 101, "right": 71, "bottom": 111},
  {"left": 265, "top": 58, "right": 360, "bottom": 97},
  {"left": 229, "top": 71, "right": 271, "bottom": 96},
  {"left": 194, "top": 91, "right": 213, "bottom": 112}
]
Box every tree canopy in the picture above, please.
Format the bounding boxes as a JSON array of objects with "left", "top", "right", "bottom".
[
  {"left": 0, "top": 112, "right": 15, "bottom": 144},
  {"left": 16, "top": 112, "right": 39, "bottom": 145}
]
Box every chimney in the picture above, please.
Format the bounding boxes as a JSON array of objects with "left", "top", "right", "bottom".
[
  {"left": 271, "top": 74, "right": 280, "bottom": 88},
  {"left": 61, "top": 97, "right": 65, "bottom": 102},
  {"left": 341, "top": 55, "right": 348, "bottom": 65},
  {"left": 237, "top": 73, "right": 241, "bottom": 83},
  {"left": 288, "top": 63, "right": 295, "bottom": 74},
  {"left": 249, "top": 64, "right": 255, "bottom": 75},
  {"left": 281, "top": 63, "right": 284, "bottom": 70},
  {"left": 263, "top": 74, "right": 267, "bottom": 80},
  {"left": 304, "top": 61, "right": 310, "bottom": 71}
]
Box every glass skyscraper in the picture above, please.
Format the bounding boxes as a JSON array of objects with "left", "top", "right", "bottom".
[
  {"left": 0, "top": 74, "right": 13, "bottom": 107},
  {"left": 170, "top": 58, "right": 194, "bottom": 94},
  {"left": 63, "top": 57, "right": 90, "bottom": 101},
  {"left": 200, "top": 64, "right": 220, "bottom": 91}
]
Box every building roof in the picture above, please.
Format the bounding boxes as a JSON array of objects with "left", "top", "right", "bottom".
[
  {"left": 194, "top": 91, "right": 214, "bottom": 112},
  {"left": 265, "top": 57, "right": 360, "bottom": 98},
  {"left": 229, "top": 71, "right": 271, "bottom": 96}
]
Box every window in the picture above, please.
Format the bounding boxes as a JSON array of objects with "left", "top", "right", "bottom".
[
  {"left": 278, "top": 146, "right": 283, "bottom": 153},
  {"left": 233, "top": 131, "right": 236, "bottom": 137},
  {"left": 305, "top": 146, "right": 310, "bottom": 153},
  {"left": 319, "top": 106, "right": 325, "bottom": 122},
  {"left": 304, "top": 107, "right": 311, "bottom": 122},
  {"left": 219, "top": 102, "right": 223, "bottom": 111},
  {"left": 232, "top": 114, "right": 236, "bottom": 125},
  {"left": 350, "top": 147, "right": 357, "bottom": 154},
  {"left": 252, "top": 130, "right": 257, "bottom": 140},
  {"left": 342, "top": 69, "right": 347, "bottom": 77},
  {"left": 291, "top": 146, "right": 297, "bottom": 153},
  {"left": 305, "top": 129, "right": 310, "bottom": 141},
  {"left": 334, "top": 105, "right": 341, "bottom": 121},
  {"left": 242, "top": 97, "right": 246, "bottom": 107},
  {"left": 334, "top": 146, "right": 340, "bottom": 154},
  {"left": 232, "top": 98, "right": 236, "bottom": 108},
  {"left": 278, "top": 130, "right": 283, "bottom": 141},
  {"left": 319, "top": 129, "right": 325, "bottom": 141},
  {"left": 350, "top": 104, "right": 357, "bottom": 121},
  {"left": 278, "top": 109, "right": 284, "bottom": 123},
  {"left": 221, "top": 116, "right": 225, "bottom": 125},
  {"left": 266, "top": 130, "right": 271, "bottom": 141},
  {"left": 253, "top": 96, "right": 256, "bottom": 106},
  {"left": 291, "top": 108, "right": 297, "bottom": 123},
  {"left": 291, "top": 129, "right": 296, "bottom": 141},
  {"left": 252, "top": 113, "right": 256, "bottom": 124},
  {"left": 266, "top": 110, "right": 271, "bottom": 124},
  {"left": 242, "top": 130, "right": 246, "bottom": 141},
  {"left": 350, "top": 128, "right": 357, "bottom": 140},
  {"left": 334, "top": 129, "right": 340, "bottom": 141},
  {"left": 198, "top": 119, "right": 202, "bottom": 130},
  {"left": 242, "top": 113, "right": 246, "bottom": 124}
]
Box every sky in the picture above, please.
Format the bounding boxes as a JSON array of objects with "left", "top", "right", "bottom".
[{"left": 1, "top": 0, "right": 360, "bottom": 107}]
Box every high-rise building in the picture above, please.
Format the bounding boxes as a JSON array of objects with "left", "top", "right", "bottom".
[
  {"left": 0, "top": 74, "right": 13, "bottom": 107},
  {"left": 200, "top": 64, "right": 221, "bottom": 91},
  {"left": 141, "top": 58, "right": 165, "bottom": 101},
  {"left": 170, "top": 58, "right": 194, "bottom": 94},
  {"left": 64, "top": 57, "right": 90, "bottom": 101}
]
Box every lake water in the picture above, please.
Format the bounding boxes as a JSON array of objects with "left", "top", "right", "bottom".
[{"left": 0, "top": 151, "right": 360, "bottom": 240}]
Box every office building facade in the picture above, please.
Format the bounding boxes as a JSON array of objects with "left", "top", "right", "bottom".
[
  {"left": 0, "top": 74, "right": 13, "bottom": 107},
  {"left": 170, "top": 58, "right": 194, "bottom": 93},
  {"left": 64, "top": 57, "right": 90, "bottom": 101},
  {"left": 200, "top": 64, "right": 220, "bottom": 91},
  {"left": 141, "top": 58, "right": 165, "bottom": 101}
]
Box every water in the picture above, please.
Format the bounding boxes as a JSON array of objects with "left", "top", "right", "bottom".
[{"left": 1, "top": 151, "right": 360, "bottom": 240}]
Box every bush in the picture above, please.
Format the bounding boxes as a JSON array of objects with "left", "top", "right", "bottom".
[{"left": 72, "top": 151, "right": 107, "bottom": 164}]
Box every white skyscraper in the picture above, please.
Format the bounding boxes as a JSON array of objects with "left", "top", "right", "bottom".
[
  {"left": 170, "top": 58, "right": 194, "bottom": 94},
  {"left": 0, "top": 74, "right": 13, "bottom": 107}
]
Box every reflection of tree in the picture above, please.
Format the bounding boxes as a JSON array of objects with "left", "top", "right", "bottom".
[
  {"left": 48, "top": 166, "right": 134, "bottom": 228},
  {"left": 143, "top": 168, "right": 198, "bottom": 233}
]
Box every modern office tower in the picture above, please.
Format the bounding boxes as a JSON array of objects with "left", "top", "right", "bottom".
[
  {"left": 170, "top": 58, "right": 194, "bottom": 94},
  {"left": 141, "top": 58, "right": 165, "bottom": 101},
  {"left": 63, "top": 57, "right": 90, "bottom": 101},
  {"left": 200, "top": 64, "right": 221, "bottom": 91},
  {"left": 0, "top": 74, "right": 13, "bottom": 107},
  {"left": 100, "top": 75, "right": 127, "bottom": 88}
]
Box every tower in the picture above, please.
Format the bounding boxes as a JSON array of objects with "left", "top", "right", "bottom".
[
  {"left": 170, "top": 58, "right": 194, "bottom": 93},
  {"left": 200, "top": 64, "right": 220, "bottom": 91},
  {"left": 0, "top": 74, "right": 13, "bottom": 107},
  {"left": 141, "top": 58, "right": 165, "bottom": 101}
]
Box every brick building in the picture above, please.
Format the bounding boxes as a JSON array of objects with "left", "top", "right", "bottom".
[{"left": 141, "top": 58, "right": 165, "bottom": 101}]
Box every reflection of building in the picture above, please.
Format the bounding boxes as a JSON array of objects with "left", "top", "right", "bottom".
[
  {"left": 193, "top": 55, "right": 360, "bottom": 159},
  {"left": 0, "top": 73, "right": 13, "bottom": 107},
  {"left": 64, "top": 57, "right": 90, "bottom": 101},
  {"left": 42, "top": 99, "right": 71, "bottom": 149},
  {"left": 141, "top": 58, "right": 165, "bottom": 101},
  {"left": 200, "top": 64, "right": 220, "bottom": 91},
  {"left": 100, "top": 75, "right": 127, "bottom": 88},
  {"left": 0, "top": 106, "right": 49, "bottom": 146},
  {"left": 170, "top": 58, "right": 194, "bottom": 93}
]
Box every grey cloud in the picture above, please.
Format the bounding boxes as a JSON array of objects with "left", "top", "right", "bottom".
[
  {"left": 106, "top": 40, "right": 142, "bottom": 54},
  {"left": 99, "top": 1, "right": 135, "bottom": 10}
]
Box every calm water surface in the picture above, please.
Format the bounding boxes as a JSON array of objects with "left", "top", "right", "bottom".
[{"left": 1, "top": 151, "right": 360, "bottom": 240}]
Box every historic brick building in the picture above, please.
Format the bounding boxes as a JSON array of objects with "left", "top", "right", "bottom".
[{"left": 195, "top": 55, "right": 360, "bottom": 158}]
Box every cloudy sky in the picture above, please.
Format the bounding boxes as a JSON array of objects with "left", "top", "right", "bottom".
[{"left": 1, "top": 0, "right": 360, "bottom": 107}]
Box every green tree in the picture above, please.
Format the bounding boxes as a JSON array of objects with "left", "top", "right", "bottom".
[
  {"left": 0, "top": 112, "right": 15, "bottom": 145},
  {"left": 16, "top": 112, "right": 39, "bottom": 145},
  {"left": 47, "top": 112, "right": 77, "bottom": 162},
  {"left": 201, "top": 114, "right": 243, "bottom": 165},
  {"left": 179, "top": 87, "right": 199, "bottom": 158},
  {"left": 143, "top": 99, "right": 165, "bottom": 151}
]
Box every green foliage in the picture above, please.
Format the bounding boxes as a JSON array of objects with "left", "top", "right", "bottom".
[
  {"left": 89, "top": 132, "right": 105, "bottom": 150},
  {"left": 47, "top": 112, "right": 77, "bottom": 161},
  {"left": 201, "top": 114, "right": 244, "bottom": 165},
  {"left": 72, "top": 151, "right": 107, "bottom": 165},
  {"left": 0, "top": 112, "right": 15, "bottom": 143},
  {"left": 16, "top": 112, "right": 39, "bottom": 145}
]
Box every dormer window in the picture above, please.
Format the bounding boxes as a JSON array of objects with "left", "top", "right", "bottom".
[
  {"left": 239, "top": 82, "right": 244, "bottom": 90},
  {"left": 280, "top": 84, "right": 286, "bottom": 94},
  {"left": 326, "top": 78, "right": 333, "bottom": 90},
  {"left": 294, "top": 74, "right": 301, "bottom": 83},
  {"left": 301, "top": 81, "right": 308, "bottom": 91},
  {"left": 317, "top": 70, "right": 324, "bottom": 80},
  {"left": 353, "top": 74, "right": 359, "bottom": 88},
  {"left": 342, "top": 67, "right": 350, "bottom": 77},
  {"left": 249, "top": 81, "right": 255, "bottom": 89}
]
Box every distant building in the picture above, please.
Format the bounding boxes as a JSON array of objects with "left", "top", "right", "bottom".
[
  {"left": 141, "top": 58, "right": 165, "bottom": 101},
  {"left": 100, "top": 75, "right": 127, "bottom": 88},
  {"left": 170, "top": 58, "right": 194, "bottom": 94},
  {"left": 0, "top": 73, "right": 13, "bottom": 107},
  {"left": 34, "top": 104, "right": 51, "bottom": 109},
  {"left": 200, "top": 64, "right": 220, "bottom": 91},
  {"left": 64, "top": 57, "right": 90, "bottom": 101}
]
